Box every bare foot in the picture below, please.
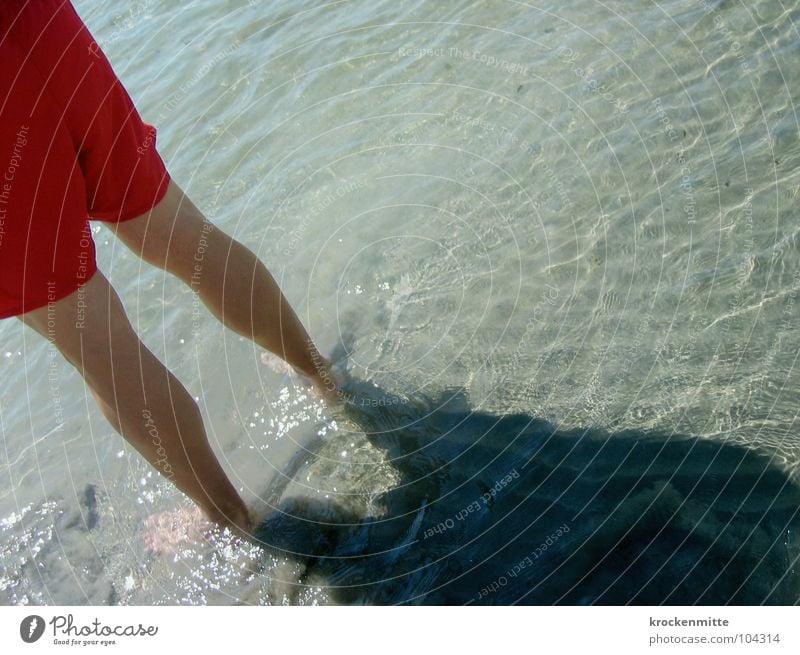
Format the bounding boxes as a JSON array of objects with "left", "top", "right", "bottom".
[
  {"left": 143, "top": 504, "right": 255, "bottom": 555},
  {"left": 260, "top": 352, "right": 348, "bottom": 404},
  {"left": 259, "top": 351, "right": 294, "bottom": 376},
  {"left": 142, "top": 505, "right": 210, "bottom": 556}
]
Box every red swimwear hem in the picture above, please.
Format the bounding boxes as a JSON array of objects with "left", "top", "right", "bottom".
[
  {"left": 90, "top": 171, "right": 172, "bottom": 223},
  {"left": 0, "top": 263, "right": 100, "bottom": 320}
]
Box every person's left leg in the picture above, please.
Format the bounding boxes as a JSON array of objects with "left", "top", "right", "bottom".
[{"left": 112, "top": 179, "right": 341, "bottom": 401}]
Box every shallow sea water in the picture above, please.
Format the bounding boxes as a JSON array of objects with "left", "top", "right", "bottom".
[{"left": 1, "top": 0, "right": 799, "bottom": 604}]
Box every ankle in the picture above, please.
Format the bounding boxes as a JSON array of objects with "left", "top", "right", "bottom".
[
  {"left": 200, "top": 500, "right": 253, "bottom": 535},
  {"left": 296, "top": 353, "right": 336, "bottom": 388}
]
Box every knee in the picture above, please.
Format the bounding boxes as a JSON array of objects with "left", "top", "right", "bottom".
[
  {"left": 162, "top": 210, "right": 212, "bottom": 281},
  {"left": 114, "top": 180, "right": 215, "bottom": 277},
  {"left": 117, "top": 204, "right": 211, "bottom": 281}
]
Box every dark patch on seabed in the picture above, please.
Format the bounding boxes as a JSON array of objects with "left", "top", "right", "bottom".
[{"left": 255, "top": 378, "right": 800, "bottom": 605}]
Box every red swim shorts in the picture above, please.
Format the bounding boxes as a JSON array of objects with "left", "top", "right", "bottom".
[{"left": 0, "top": 0, "right": 170, "bottom": 318}]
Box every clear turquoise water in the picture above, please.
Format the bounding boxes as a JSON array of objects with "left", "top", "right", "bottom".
[{"left": 1, "top": 0, "right": 799, "bottom": 604}]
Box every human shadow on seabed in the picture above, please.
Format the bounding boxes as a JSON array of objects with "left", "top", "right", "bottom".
[{"left": 254, "top": 376, "right": 800, "bottom": 605}]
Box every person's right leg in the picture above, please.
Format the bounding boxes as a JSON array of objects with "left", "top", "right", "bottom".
[
  {"left": 18, "top": 269, "right": 252, "bottom": 535},
  {"left": 111, "top": 179, "right": 343, "bottom": 401}
]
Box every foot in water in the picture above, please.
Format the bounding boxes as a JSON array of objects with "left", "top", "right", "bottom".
[
  {"left": 143, "top": 504, "right": 255, "bottom": 555},
  {"left": 260, "top": 351, "right": 349, "bottom": 404},
  {"left": 142, "top": 505, "right": 211, "bottom": 556}
]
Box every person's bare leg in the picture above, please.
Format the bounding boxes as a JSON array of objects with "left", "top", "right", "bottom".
[
  {"left": 113, "top": 180, "right": 342, "bottom": 400},
  {"left": 18, "top": 270, "right": 252, "bottom": 534}
]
